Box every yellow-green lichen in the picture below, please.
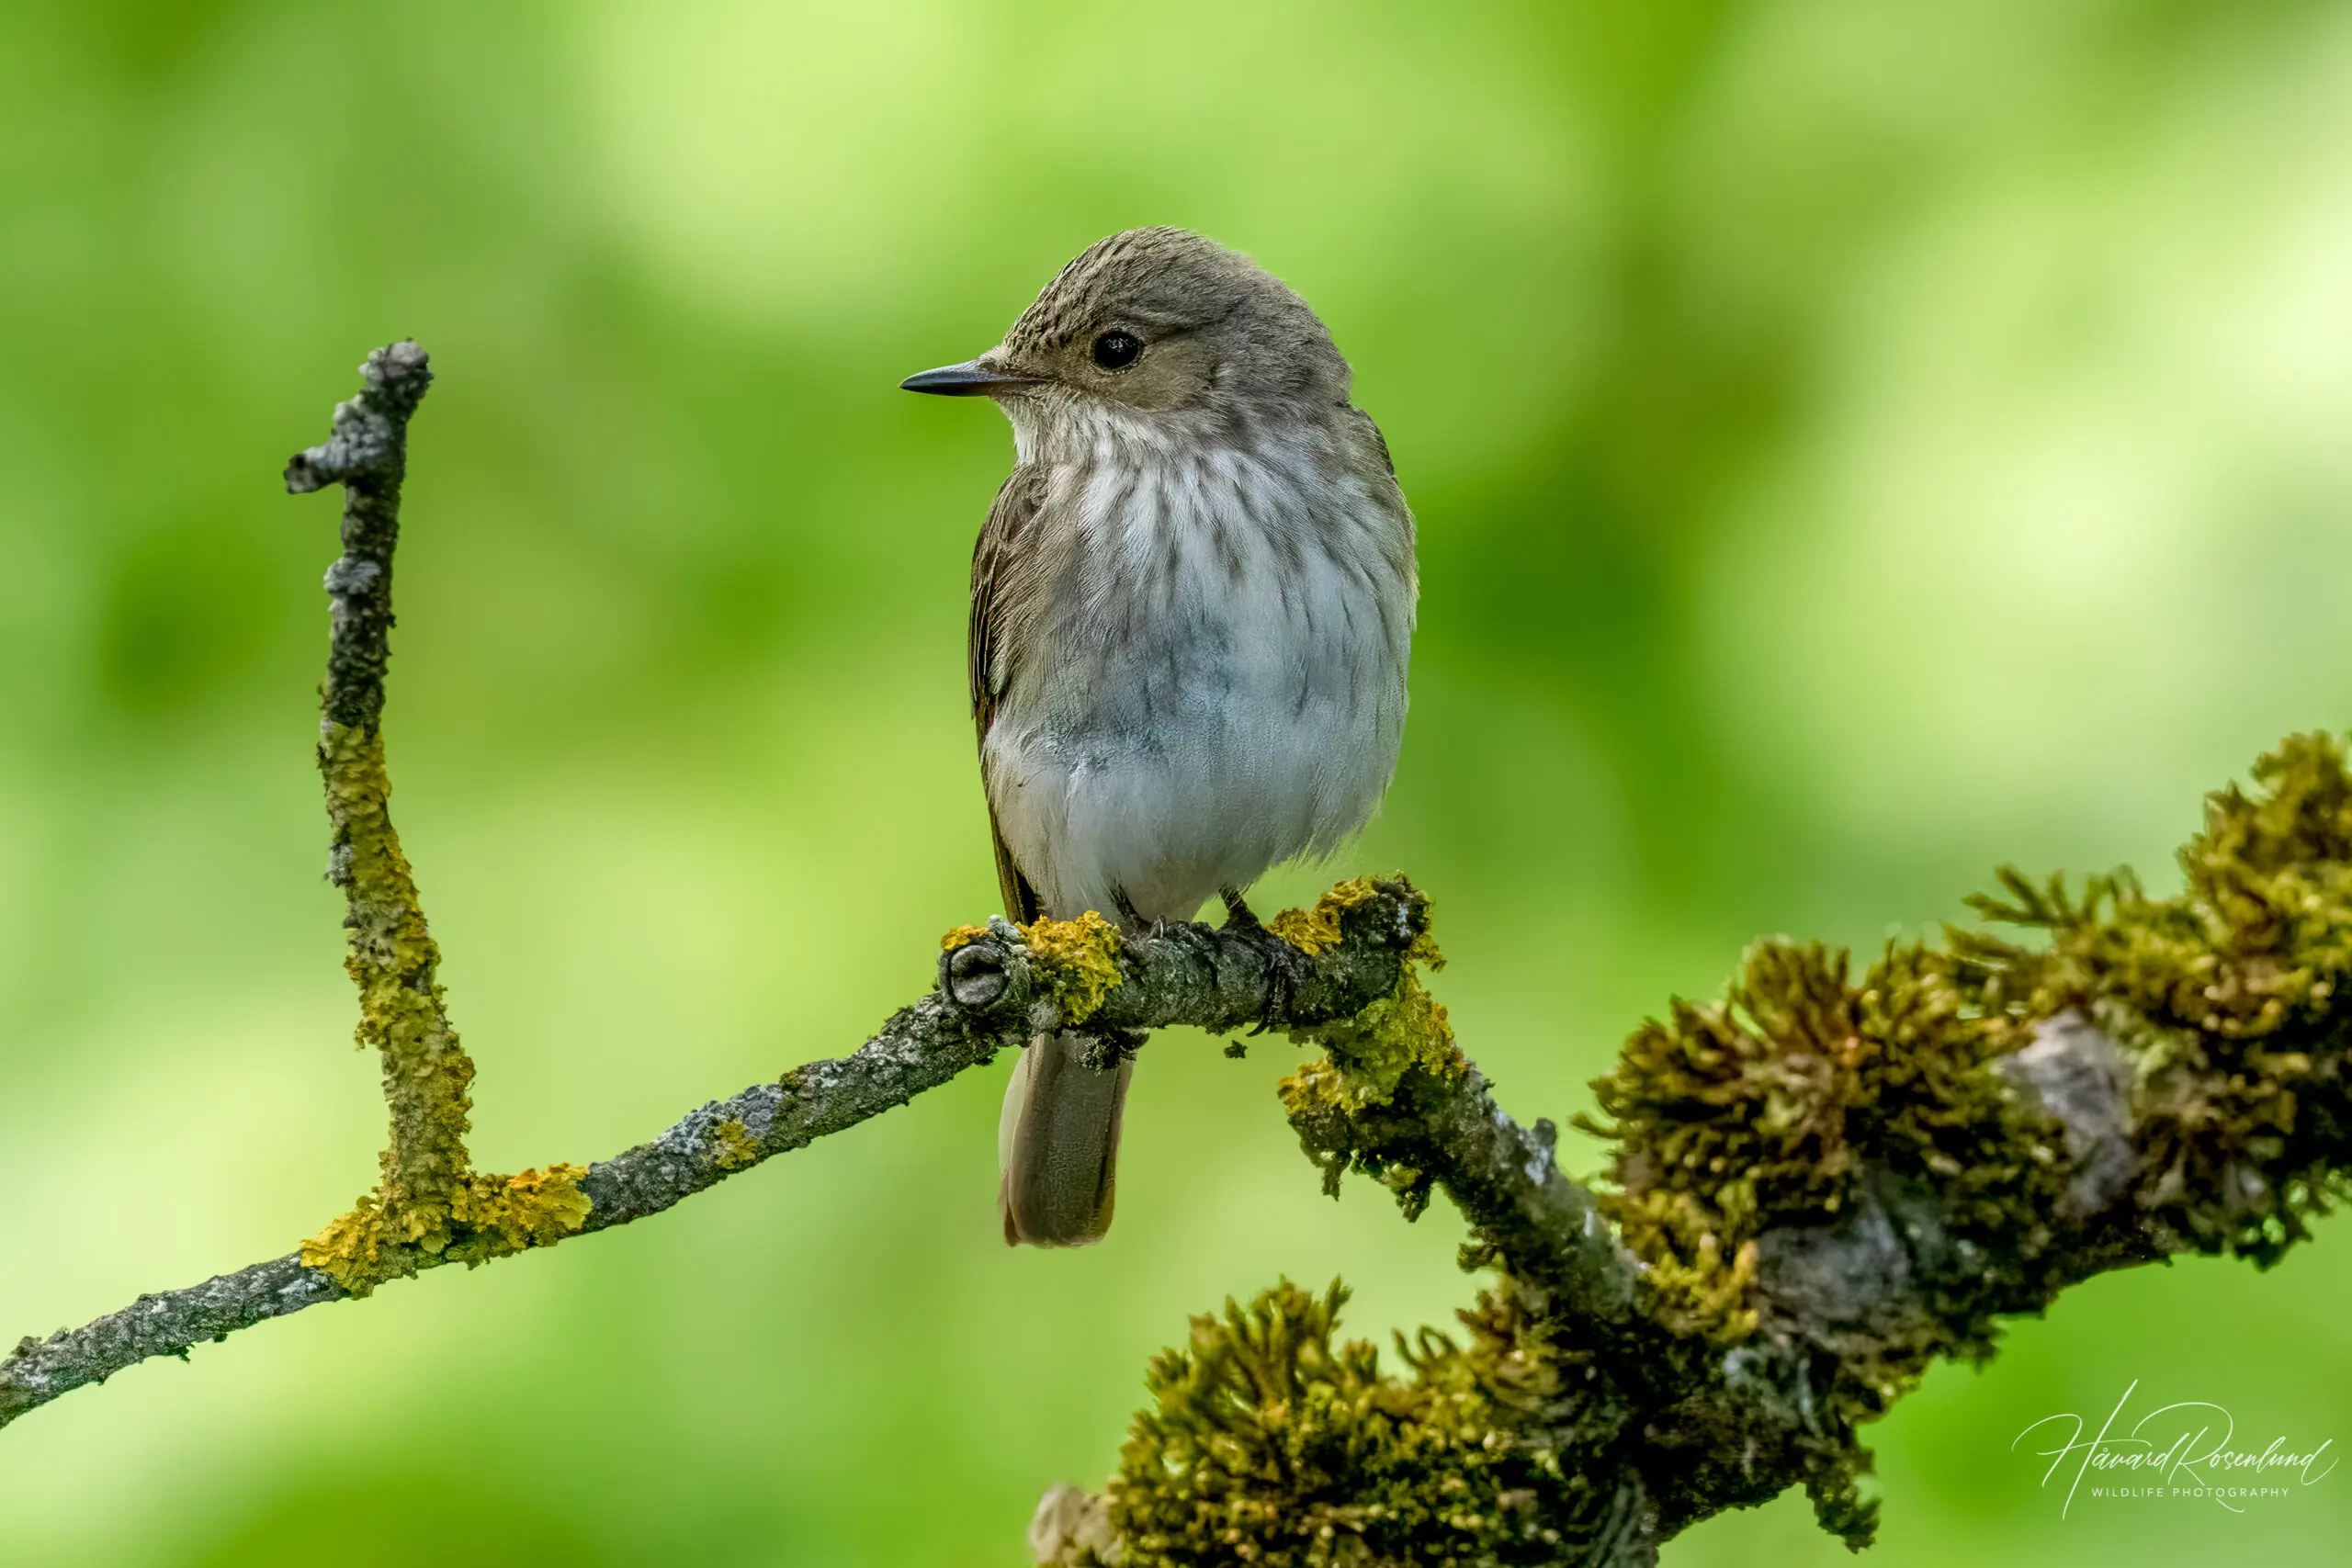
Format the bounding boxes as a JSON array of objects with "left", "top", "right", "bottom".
[
  {"left": 300, "top": 1164, "right": 592, "bottom": 1292},
  {"left": 300, "top": 1202, "right": 389, "bottom": 1290},
  {"left": 1282, "top": 969, "right": 1463, "bottom": 1112},
  {"left": 713, "top": 1117, "right": 759, "bottom": 1171},
  {"left": 1271, "top": 876, "right": 1443, "bottom": 967},
  {"left": 317, "top": 719, "right": 480, "bottom": 1248},
  {"left": 939, "top": 923, "right": 989, "bottom": 953},
  {"left": 1275, "top": 886, "right": 1461, "bottom": 1216},
  {"left": 445, "top": 1164, "right": 594, "bottom": 1261},
  {"left": 302, "top": 724, "right": 600, "bottom": 1295},
  {"left": 1023, "top": 910, "right": 1125, "bottom": 1026}
]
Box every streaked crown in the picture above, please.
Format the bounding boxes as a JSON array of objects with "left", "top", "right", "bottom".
[{"left": 1002, "top": 228, "right": 1353, "bottom": 421}]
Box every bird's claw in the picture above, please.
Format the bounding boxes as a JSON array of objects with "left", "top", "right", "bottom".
[
  {"left": 1221, "top": 886, "right": 1308, "bottom": 1035},
  {"left": 1109, "top": 886, "right": 1168, "bottom": 940}
]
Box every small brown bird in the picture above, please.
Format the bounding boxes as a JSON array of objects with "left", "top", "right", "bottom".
[{"left": 903, "top": 229, "right": 1417, "bottom": 1246}]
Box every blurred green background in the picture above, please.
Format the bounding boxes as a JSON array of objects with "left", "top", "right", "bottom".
[{"left": 5, "top": 1, "right": 2352, "bottom": 1563}]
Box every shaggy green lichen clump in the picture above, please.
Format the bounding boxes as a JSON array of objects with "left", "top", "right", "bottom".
[
  {"left": 1579, "top": 938, "right": 2063, "bottom": 1349},
  {"left": 1584, "top": 732, "right": 2352, "bottom": 1371},
  {"left": 1079, "top": 1280, "right": 1638, "bottom": 1568},
  {"left": 1956, "top": 731, "right": 2352, "bottom": 1261}
]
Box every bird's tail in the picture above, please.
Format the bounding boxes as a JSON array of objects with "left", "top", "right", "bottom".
[{"left": 999, "top": 1030, "right": 1132, "bottom": 1247}]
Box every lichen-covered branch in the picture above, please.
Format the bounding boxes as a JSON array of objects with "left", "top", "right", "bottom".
[
  {"left": 280, "top": 344, "right": 591, "bottom": 1290},
  {"left": 0, "top": 885, "right": 1443, "bottom": 1429},
  {"left": 1269, "top": 891, "right": 1635, "bottom": 1330},
  {"left": 0, "top": 343, "right": 1487, "bottom": 1431},
  {"left": 1039, "top": 733, "right": 2352, "bottom": 1568}
]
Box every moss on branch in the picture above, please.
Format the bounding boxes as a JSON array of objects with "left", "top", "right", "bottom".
[
  {"left": 1580, "top": 935, "right": 2069, "bottom": 1358},
  {"left": 1057, "top": 1280, "right": 1648, "bottom": 1568},
  {"left": 1579, "top": 733, "right": 2352, "bottom": 1404}
]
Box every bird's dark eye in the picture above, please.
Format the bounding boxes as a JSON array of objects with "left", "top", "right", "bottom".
[{"left": 1091, "top": 331, "right": 1142, "bottom": 371}]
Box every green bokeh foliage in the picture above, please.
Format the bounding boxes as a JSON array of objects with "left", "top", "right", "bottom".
[{"left": 5, "top": 1, "right": 2352, "bottom": 1563}]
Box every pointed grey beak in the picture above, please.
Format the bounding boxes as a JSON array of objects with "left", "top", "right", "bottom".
[{"left": 899, "top": 358, "right": 1040, "bottom": 396}]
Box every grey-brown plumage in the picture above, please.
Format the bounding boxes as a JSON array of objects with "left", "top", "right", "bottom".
[{"left": 906, "top": 228, "right": 1417, "bottom": 1246}]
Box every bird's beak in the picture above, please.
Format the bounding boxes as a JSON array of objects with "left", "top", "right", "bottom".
[{"left": 899, "top": 355, "right": 1042, "bottom": 397}]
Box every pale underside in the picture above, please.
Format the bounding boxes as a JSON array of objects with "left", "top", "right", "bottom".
[{"left": 975, "top": 403, "right": 1417, "bottom": 926}]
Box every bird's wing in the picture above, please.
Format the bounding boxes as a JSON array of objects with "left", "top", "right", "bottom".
[{"left": 970, "top": 465, "right": 1047, "bottom": 925}]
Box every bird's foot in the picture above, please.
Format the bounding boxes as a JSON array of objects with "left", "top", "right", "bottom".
[
  {"left": 1220, "top": 886, "right": 1308, "bottom": 1035},
  {"left": 1109, "top": 887, "right": 1167, "bottom": 941}
]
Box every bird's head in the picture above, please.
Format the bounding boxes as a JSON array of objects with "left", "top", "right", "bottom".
[{"left": 901, "top": 228, "right": 1351, "bottom": 457}]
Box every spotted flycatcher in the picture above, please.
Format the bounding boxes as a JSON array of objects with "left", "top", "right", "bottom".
[{"left": 902, "top": 228, "right": 1417, "bottom": 1246}]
